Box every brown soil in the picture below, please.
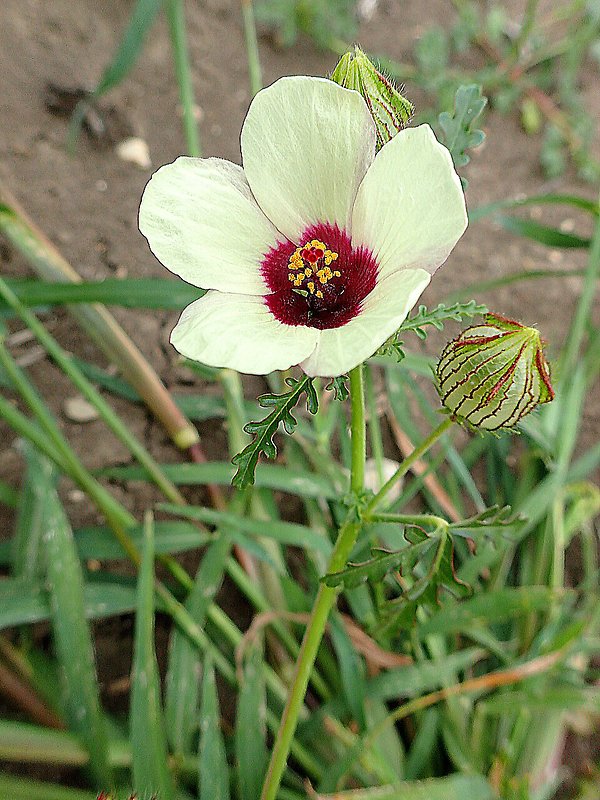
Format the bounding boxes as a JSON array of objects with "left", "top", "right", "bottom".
[{"left": 0, "top": 0, "right": 598, "bottom": 795}]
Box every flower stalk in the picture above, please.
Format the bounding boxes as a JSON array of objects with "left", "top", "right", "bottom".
[{"left": 260, "top": 366, "right": 366, "bottom": 800}]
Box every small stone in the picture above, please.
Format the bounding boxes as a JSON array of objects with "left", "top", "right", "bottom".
[
  {"left": 68, "top": 488, "right": 86, "bottom": 503},
  {"left": 63, "top": 396, "right": 99, "bottom": 423},
  {"left": 115, "top": 136, "right": 151, "bottom": 169}
]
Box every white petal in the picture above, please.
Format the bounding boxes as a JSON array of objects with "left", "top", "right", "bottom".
[
  {"left": 171, "top": 291, "right": 318, "bottom": 375},
  {"left": 139, "top": 157, "right": 280, "bottom": 295},
  {"left": 351, "top": 125, "right": 467, "bottom": 279},
  {"left": 241, "top": 76, "right": 376, "bottom": 242},
  {"left": 301, "top": 269, "right": 431, "bottom": 377}
]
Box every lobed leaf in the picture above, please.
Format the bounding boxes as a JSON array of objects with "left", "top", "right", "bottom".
[{"left": 231, "top": 375, "right": 319, "bottom": 488}]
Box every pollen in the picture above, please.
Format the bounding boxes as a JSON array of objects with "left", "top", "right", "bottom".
[{"left": 287, "top": 238, "right": 340, "bottom": 297}]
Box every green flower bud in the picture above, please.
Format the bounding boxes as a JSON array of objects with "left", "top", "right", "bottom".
[
  {"left": 330, "top": 46, "right": 414, "bottom": 150},
  {"left": 435, "top": 313, "right": 554, "bottom": 430}
]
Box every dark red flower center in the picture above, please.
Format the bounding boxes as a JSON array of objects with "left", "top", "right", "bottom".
[{"left": 261, "top": 222, "right": 378, "bottom": 330}]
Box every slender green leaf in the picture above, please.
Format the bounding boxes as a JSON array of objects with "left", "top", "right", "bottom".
[
  {"left": 0, "top": 579, "right": 140, "bottom": 629},
  {"left": 99, "top": 461, "right": 338, "bottom": 499},
  {"left": 417, "top": 587, "right": 571, "bottom": 637},
  {"left": 313, "top": 774, "right": 495, "bottom": 799},
  {"left": 165, "top": 533, "right": 232, "bottom": 755},
  {"left": 158, "top": 504, "right": 332, "bottom": 555},
  {"left": 366, "top": 648, "right": 486, "bottom": 701},
  {"left": 12, "top": 441, "right": 57, "bottom": 580},
  {"left": 236, "top": 638, "right": 268, "bottom": 800},
  {"left": 94, "top": 0, "right": 164, "bottom": 96},
  {"left": 199, "top": 657, "right": 230, "bottom": 800},
  {"left": 76, "top": 520, "right": 212, "bottom": 560},
  {"left": 496, "top": 215, "right": 591, "bottom": 247},
  {"left": 42, "top": 487, "right": 112, "bottom": 788},
  {"left": 0, "top": 775, "right": 97, "bottom": 800},
  {"left": 469, "top": 192, "right": 599, "bottom": 224},
  {"left": 330, "top": 613, "right": 366, "bottom": 729},
  {"left": 130, "top": 512, "right": 175, "bottom": 799},
  {"left": 1, "top": 277, "right": 203, "bottom": 310}
]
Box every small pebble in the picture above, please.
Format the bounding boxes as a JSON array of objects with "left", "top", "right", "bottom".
[
  {"left": 63, "top": 396, "right": 100, "bottom": 423},
  {"left": 115, "top": 136, "right": 151, "bottom": 169}
]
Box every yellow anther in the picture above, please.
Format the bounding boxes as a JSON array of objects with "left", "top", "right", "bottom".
[
  {"left": 304, "top": 267, "right": 312, "bottom": 277},
  {"left": 333, "top": 270, "right": 341, "bottom": 277},
  {"left": 316, "top": 290, "right": 323, "bottom": 298},
  {"left": 307, "top": 281, "right": 315, "bottom": 293}
]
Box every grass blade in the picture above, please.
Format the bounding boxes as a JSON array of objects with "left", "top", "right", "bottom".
[
  {"left": 0, "top": 579, "right": 140, "bottom": 630},
  {"left": 199, "top": 657, "right": 230, "bottom": 800},
  {"left": 158, "top": 503, "right": 332, "bottom": 554},
  {"left": 101, "top": 461, "right": 338, "bottom": 499},
  {"left": 0, "top": 775, "right": 97, "bottom": 800},
  {"left": 12, "top": 440, "right": 57, "bottom": 581},
  {"left": 312, "top": 774, "right": 495, "bottom": 799},
  {"left": 495, "top": 214, "right": 591, "bottom": 247},
  {"left": 130, "top": 511, "right": 175, "bottom": 799},
  {"left": 165, "top": 533, "right": 232, "bottom": 755},
  {"left": 95, "top": 0, "right": 164, "bottom": 96},
  {"left": 42, "top": 486, "right": 112, "bottom": 788},
  {"left": 235, "top": 637, "right": 268, "bottom": 800},
  {"left": 417, "top": 587, "right": 569, "bottom": 638},
  {"left": 1, "top": 277, "right": 203, "bottom": 309}
]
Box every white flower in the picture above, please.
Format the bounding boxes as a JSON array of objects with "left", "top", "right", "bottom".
[{"left": 139, "top": 76, "right": 467, "bottom": 377}]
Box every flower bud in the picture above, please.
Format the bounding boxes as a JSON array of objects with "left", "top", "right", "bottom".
[
  {"left": 330, "top": 46, "right": 413, "bottom": 150},
  {"left": 435, "top": 314, "right": 554, "bottom": 430}
]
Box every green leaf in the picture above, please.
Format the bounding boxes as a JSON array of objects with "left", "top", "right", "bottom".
[
  {"left": 312, "top": 773, "right": 494, "bottom": 799},
  {"left": 42, "top": 486, "right": 112, "bottom": 788},
  {"left": 199, "top": 657, "right": 230, "bottom": 800},
  {"left": 0, "top": 579, "right": 141, "bottom": 630},
  {"left": 235, "top": 638, "right": 268, "bottom": 800},
  {"left": 0, "top": 277, "right": 203, "bottom": 310},
  {"left": 130, "top": 512, "right": 175, "bottom": 800},
  {"left": 75, "top": 520, "right": 212, "bottom": 560},
  {"left": 98, "top": 461, "right": 338, "bottom": 500},
  {"left": 322, "top": 538, "right": 436, "bottom": 590},
  {"left": 381, "top": 301, "right": 489, "bottom": 358},
  {"left": 326, "top": 375, "right": 350, "bottom": 401},
  {"left": 12, "top": 441, "right": 57, "bottom": 581},
  {"left": 0, "top": 774, "right": 98, "bottom": 800},
  {"left": 417, "top": 587, "right": 571, "bottom": 637},
  {"left": 231, "top": 375, "right": 319, "bottom": 488},
  {"left": 365, "top": 648, "right": 486, "bottom": 702},
  {"left": 158, "top": 504, "right": 331, "bottom": 555},
  {"left": 165, "top": 533, "right": 232, "bottom": 756},
  {"left": 330, "top": 613, "right": 366, "bottom": 729},
  {"left": 95, "top": 0, "right": 164, "bottom": 96},
  {"left": 494, "top": 214, "right": 591, "bottom": 248},
  {"left": 438, "top": 84, "right": 487, "bottom": 176}
]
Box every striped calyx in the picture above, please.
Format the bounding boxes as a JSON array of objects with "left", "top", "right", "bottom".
[
  {"left": 330, "top": 46, "right": 413, "bottom": 151},
  {"left": 436, "top": 314, "right": 554, "bottom": 430}
]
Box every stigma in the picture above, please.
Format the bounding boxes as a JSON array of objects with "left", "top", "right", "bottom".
[{"left": 287, "top": 239, "right": 341, "bottom": 298}]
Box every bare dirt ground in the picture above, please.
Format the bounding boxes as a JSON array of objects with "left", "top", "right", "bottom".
[{"left": 0, "top": 0, "right": 598, "bottom": 794}]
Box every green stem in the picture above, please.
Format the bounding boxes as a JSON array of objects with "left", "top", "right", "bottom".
[
  {"left": 366, "top": 417, "right": 454, "bottom": 514},
  {"left": 165, "top": 0, "right": 201, "bottom": 157},
  {"left": 260, "top": 365, "right": 366, "bottom": 800},
  {"left": 240, "top": 0, "right": 263, "bottom": 97}
]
